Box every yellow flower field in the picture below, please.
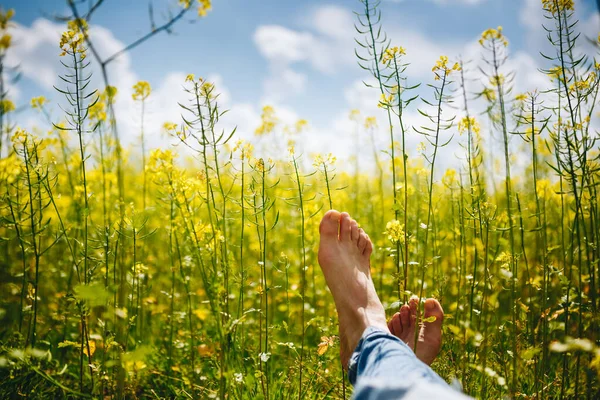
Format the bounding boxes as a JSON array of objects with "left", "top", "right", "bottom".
[{"left": 0, "top": 0, "right": 599, "bottom": 398}]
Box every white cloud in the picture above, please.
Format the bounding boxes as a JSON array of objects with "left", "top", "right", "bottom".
[
  {"left": 385, "top": 0, "right": 485, "bottom": 4},
  {"left": 312, "top": 5, "right": 355, "bottom": 39},
  {"left": 254, "top": 25, "right": 314, "bottom": 66},
  {"left": 7, "top": 19, "right": 63, "bottom": 90},
  {"left": 263, "top": 68, "right": 308, "bottom": 103},
  {"left": 253, "top": 5, "right": 356, "bottom": 102}
]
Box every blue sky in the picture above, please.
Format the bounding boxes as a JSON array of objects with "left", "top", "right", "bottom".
[{"left": 4, "top": 0, "right": 599, "bottom": 166}]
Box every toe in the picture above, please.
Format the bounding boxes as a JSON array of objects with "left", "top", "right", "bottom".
[
  {"left": 320, "top": 210, "right": 341, "bottom": 238},
  {"left": 363, "top": 234, "right": 373, "bottom": 256},
  {"left": 388, "top": 312, "right": 402, "bottom": 336},
  {"left": 339, "top": 212, "right": 352, "bottom": 242},
  {"left": 423, "top": 298, "right": 444, "bottom": 328},
  {"left": 350, "top": 220, "right": 360, "bottom": 243},
  {"left": 400, "top": 304, "right": 410, "bottom": 328},
  {"left": 409, "top": 296, "right": 419, "bottom": 324},
  {"left": 357, "top": 229, "right": 367, "bottom": 251}
]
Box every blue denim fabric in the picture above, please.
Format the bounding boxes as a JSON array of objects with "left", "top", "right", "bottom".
[{"left": 347, "top": 327, "right": 471, "bottom": 399}]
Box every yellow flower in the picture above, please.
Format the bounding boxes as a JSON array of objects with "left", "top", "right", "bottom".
[
  {"left": 0, "top": 8, "right": 15, "bottom": 30},
  {"left": 568, "top": 72, "right": 596, "bottom": 93},
  {"left": 295, "top": 119, "right": 308, "bottom": 133},
  {"left": 541, "top": 0, "right": 574, "bottom": 15},
  {"left": 132, "top": 81, "right": 151, "bottom": 101},
  {"left": 163, "top": 122, "right": 178, "bottom": 132},
  {"left": 432, "top": 55, "right": 460, "bottom": 80},
  {"left": 349, "top": 109, "right": 360, "bottom": 121},
  {"left": 547, "top": 66, "right": 564, "bottom": 82},
  {"left": 255, "top": 105, "right": 278, "bottom": 135},
  {"left": 0, "top": 154, "right": 20, "bottom": 184},
  {"left": 378, "top": 93, "right": 393, "bottom": 108},
  {"left": 233, "top": 139, "right": 253, "bottom": 159},
  {"left": 384, "top": 220, "right": 405, "bottom": 244},
  {"left": 255, "top": 158, "right": 265, "bottom": 173},
  {"left": 197, "top": 0, "right": 212, "bottom": 17},
  {"left": 457, "top": 116, "right": 481, "bottom": 136},
  {"left": 364, "top": 116, "right": 377, "bottom": 129},
  {"left": 481, "top": 87, "right": 496, "bottom": 102},
  {"left": 89, "top": 98, "right": 106, "bottom": 122},
  {"left": 0, "top": 99, "right": 15, "bottom": 113},
  {"left": 515, "top": 93, "right": 527, "bottom": 102},
  {"left": 382, "top": 46, "right": 406, "bottom": 65},
  {"left": 479, "top": 26, "right": 508, "bottom": 47},
  {"left": 312, "top": 153, "right": 336, "bottom": 169},
  {"left": 185, "top": 74, "right": 195, "bottom": 82},
  {"left": 11, "top": 127, "right": 29, "bottom": 145},
  {"left": 0, "top": 33, "right": 11, "bottom": 51},
  {"left": 102, "top": 85, "right": 118, "bottom": 103},
  {"left": 59, "top": 19, "right": 88, "bottom": 57},
  {"left": 326, "top": 153, "right": 336, "bottom": 166},
  {"left": 148, "top": 149, "right": 178, "bottom": 175},
  {"left": 489, "top": 74, "right": 505, "bottom": 87},
  {"left": 200, "top": 81, "right": 215, "bottom": 99},
  {"left": 442, "top": 168, "right": 457, "bottom": 187}
]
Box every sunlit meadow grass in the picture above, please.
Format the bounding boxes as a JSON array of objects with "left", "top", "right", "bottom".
[{"left": 1, "top": 0, "right": 599, "bottom": 398}]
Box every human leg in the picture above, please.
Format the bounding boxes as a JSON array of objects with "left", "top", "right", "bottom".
[{"left": 317, "top": 210, "right": 471, "bottom": 399}]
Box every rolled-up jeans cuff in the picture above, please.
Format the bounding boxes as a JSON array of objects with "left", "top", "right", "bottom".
[
  {"left": 347, "top": 326, "right": 447, "bottom": 387},
  {"left": 347, "top": 326, "right": 390, "bottom": 384}
]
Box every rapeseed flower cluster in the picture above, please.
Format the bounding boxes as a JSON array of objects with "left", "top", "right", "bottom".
[
  {"left": 0, "top": 98, "right": 15, "bottom": 113},
  {"left": 197, "top": 0, "right": 212, "bottom": 17},
  {"left": 381, "top": 46, "right": 406, "bottom": 65},
  {"left": 312, "top": 153, "right": 336, "bottom": 168},
  {"left": 378, "top": 93, "right": 394, "bottom": 108},
  {"left": 481, "top": 87, "right": 496, "bottom": 102},
  {"left": 489, "top": 74, "right": 505, "bottom": 87},
  {"left": 515, "top": 93, "right": 527, "bottom": 102},
  {"left": 255, "top": 105, "right": 278, "bottom": 135},
  {"left": 364, "top": 116, "right": 377, "bottom": 129},
  {"left": 132, "top": 81, "right": 151, "bottom": 101},
  {"left": 59, "top": 19, "right": 88, "bottom": 57},
  {"left": 569, "top": 72, "right": 596, "bottom": 93},
  {"left": 432, "top": 55, "right": 460, "bottom": 80},
  {"left": 479, "top": 26, "right": 508, "bottom": 47},
  {"left": 457, "top": 116, "right": 481, "bottom": 136},
  {"left": 233, "top": 139, "right": 254, "bottom": 160},
  {"left": 0, "top": 8, "right": 14, "bottom": 53},
  {"left": 88, "top": 86, "right": 117, "bottom": 123},
  {"left": 0, "top": 8, "right": 14, "bottom": 29},
  {"left": 30, "top": 96, "right": 47, "bottom": 110},
  {"left": 0, "top": 33, "right": 10, "bottom": 52},
  {"left": 384, "top": 220, "right": 405, "bottom": 244},
  {"left": 541, "top": 0, "right": 574, "bottom": 15},
  {"left": 179, "top": 0, "right": 212, "bottom": 17}
]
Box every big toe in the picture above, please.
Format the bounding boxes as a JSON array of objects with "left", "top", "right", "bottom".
[
  {"left": 320, "top": 210, "right": 341, "bottom": 238},
  {"left": 423, "top": 298, "right": 444, "bottom": 328}
]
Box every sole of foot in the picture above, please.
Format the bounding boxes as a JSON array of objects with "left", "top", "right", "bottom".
[{"left": 317, "top": 210, "right": 389, "bottom": 369}]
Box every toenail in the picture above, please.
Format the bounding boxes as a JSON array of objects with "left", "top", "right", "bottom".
[{"left": 425, "top": 299, "right": 436, "bottom": 310}]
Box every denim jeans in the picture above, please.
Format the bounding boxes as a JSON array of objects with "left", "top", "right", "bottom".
[{"left": 347, "top": 327, "right": 472, "bottom": 399}]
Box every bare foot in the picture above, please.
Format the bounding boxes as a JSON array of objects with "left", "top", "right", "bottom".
[
  {"left": 388, "top": 296, "right": 444, "bottom": 365},
  {"left": 318, "top": 210, "right": 388, "bottom": 369}
]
